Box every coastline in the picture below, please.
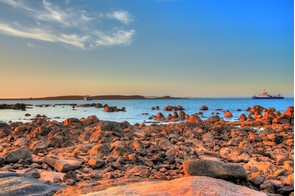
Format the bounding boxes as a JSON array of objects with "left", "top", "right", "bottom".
[
  {"left": 0, "top": 95, "right": 184, "bottom": 100},
  {"left": 0, "top": 105, "right": 293, "bottom": 195}
]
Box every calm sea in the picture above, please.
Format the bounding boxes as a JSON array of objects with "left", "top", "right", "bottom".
[{"left": 0, "top": 98, "right": 293, "bottom": 125}]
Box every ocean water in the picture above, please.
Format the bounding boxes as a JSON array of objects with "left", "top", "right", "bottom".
[{"left": 0, "top": 98, "right": 293, "bottom": 125}]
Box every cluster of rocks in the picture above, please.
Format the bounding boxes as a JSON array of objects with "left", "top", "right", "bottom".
[
  {"left": 151, "top": 105, "right": 185, "bottom": 111},
  {"left": 103, "top": 106, "right": 126, "bottom": 112},
  {"left": 76, "top": 103, "right": 105, "bottom": 108},
  {"left": 150, "top": 105, "right": 294, "bottom": 126},
  {"left": 0, "top": 103, "right": 27, "bottom": 110},
  {"left": 0, "top": 106, "right": 293, "bottom": 196}
]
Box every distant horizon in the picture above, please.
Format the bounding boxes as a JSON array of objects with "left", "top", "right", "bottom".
[{"left": 0, "top": 94, "right": 293, "bottom": 100}]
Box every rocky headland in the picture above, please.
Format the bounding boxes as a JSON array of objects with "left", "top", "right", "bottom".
[{"left": 0, "top": 105, "right": 293, "bottom": 196}]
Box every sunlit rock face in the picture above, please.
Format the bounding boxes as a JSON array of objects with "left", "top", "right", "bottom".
[{"left": 79, "top": 176, "right": 267, "bottom": 196}]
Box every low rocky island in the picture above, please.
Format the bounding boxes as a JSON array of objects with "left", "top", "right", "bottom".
[{"left": 0, "top": 105, "right": 293, "bottom": 196}]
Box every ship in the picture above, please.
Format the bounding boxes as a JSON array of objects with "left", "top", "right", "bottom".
[{"left": 252, "top": 89, "right": 284, "bottom": 99}]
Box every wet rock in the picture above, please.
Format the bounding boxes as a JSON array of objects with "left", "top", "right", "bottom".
[
  {"left": 200, "top": 105, "right": 208, "bottom": 110},
  {"left": 155, "top": 112, "right": 164, "bottom": 119},
  {"left": 151, "top": 106, "right": 159, "bottom": 110},
  {"left": 238, "top": 114, "right": 247, "bottom": 122},
  {"left": 178, "top": 111, "right": 186, "bottom": 120},
  {"left": 163, "top": 105, "right": 173, "bottom": 111},
  {"left": 188, "top": 114, "right": 202, "bottom": 123},
  {"left": 183, "top": 159, "right": 247, "bottom": 179},
  {"left": 224, "top": 110, "right": 233, "bottom": 118}
]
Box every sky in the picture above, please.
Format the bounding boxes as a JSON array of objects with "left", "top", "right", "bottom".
[{"left": 0, "top": 0, "right": 293, "bottom": 98}]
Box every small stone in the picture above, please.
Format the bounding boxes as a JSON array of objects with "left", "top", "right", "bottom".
[
  {"left": 260, "top": 181, "right": 275, "bottom": 193},
  {"left": 24, "top": 168, "right": 40, "bottom": 179},
  {"left": 30, "top": 163, "right": 42, "bottom": 169},
  {"left": 90, "top": 172, "right": 102, "bottom": 180},
  {"left": 153, "top": 172, "right": 166, "bottom": 180},
  {"left": 53, "top": 177, "right": 62, "bottom": 183},
  {"left": 106, "top": 172, "right": 115, "bottom": 179},
  {"left": 63, "top": 171, "right": 79, "bottom": 182},
  {"left": 111, "top": 162, "right": 122, "bottom": 170},
  {"left": 250, "top": 176, "right": 264, "bottom": 186},
  {"left": 66, "top": 179, "right": 76, "bottom": 186}
]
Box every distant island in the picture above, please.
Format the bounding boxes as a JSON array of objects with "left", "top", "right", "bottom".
[{"left": 0, "top": 95, "right": 184, "bottom": 100}]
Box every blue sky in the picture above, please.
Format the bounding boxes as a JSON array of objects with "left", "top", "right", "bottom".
[{"left": 0, "top": 0, "right": 293, "bottom": 98}]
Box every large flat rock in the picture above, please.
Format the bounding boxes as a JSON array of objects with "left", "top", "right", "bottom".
[
  {"left": 80, "top": 176, "right": 267, "bottom": 196},
  {"left": 44, "top": 156, "right": 82, "bottom": 172},
  {"left": 0, "top": 172, "right": 64, "bottom": 196}
]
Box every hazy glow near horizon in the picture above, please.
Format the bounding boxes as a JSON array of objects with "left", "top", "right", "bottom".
[{"left": 0, "top": 0, "right": 293, "bottom": 98}]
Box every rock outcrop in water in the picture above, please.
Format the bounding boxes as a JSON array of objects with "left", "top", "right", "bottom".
[{"left": 0, "top": 105, "right": 293, "bottom": 196}]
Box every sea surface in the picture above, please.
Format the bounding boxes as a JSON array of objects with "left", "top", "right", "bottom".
[{"left": 0, "top": 98, "right": 293, "bottom": 125}]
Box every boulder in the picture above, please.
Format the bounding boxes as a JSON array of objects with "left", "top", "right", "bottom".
[
  {"left": 88, "top": 158, "right": 105, "bottom": 169},
  {"left": 173, "top": 111, "right": 178, "bottom": 118},
  {"left": 188, "top": 115, "right": 202, "bottom": 123},
  {"left": 178, "top": 111, "right": 186, "bottom": 120},
  {"left": 200, "top": 105, "right": 209, "bottom": 110},
  {"left": 284, "top": 106, "right": 294, "bottom": 118},
  {"left": 13, "top": 137, "right": 31, "bottom": 147},
  {"left": 87, "top": 115, "right": 99, "bottom": 123},
  {"left": 63, "top": 171, "right": 79, "bottom": 183},
  {"left": 183, "top": 159, "right": 247, "bottom": 179},
  {"left": 88, "top": 143, "right": 111, "bottom": 158},
  {"left": 43, "top": 156, "right": 82, "bottom": 172},
  {"left": 206, "top": 116, "right": 220, "bottom": 123},
  {"left": 155, "top": 112, "right": 164, "bottom": 119},
  {"left": 238, "top": 114, "right": 247, "bottom": 122},
  {"left": 163, "top": 105, "right": 173, "bottom": 111},
  {"left": 79, "top": 176, "right": 266, "bottom": 196},
  {"left": 80, "top": 118, "right": 92, "bottom": 126},
  {"left": 263, "top": 110, "right": 276, "bottom": 119},
  {"left": 29, "top": 139, "right": 50, "bottom": 153},
  {"left": 24, "top": 168, "right": 40, "bottom": 179},
  {"left": 250, "top": 105, "right": 266, "bottom": 113},
  {"left": 0, "top": 127, "right": 12, "bottom": 138},
  {"left": 63, "top": 118, "right": 81, "bottom": 126},
  {"left": 224, "top": 110, "right": 233, "bottom": 118},
  {"left": 4, "top": 148, "right": 32, "bottom": 163},
  {"left": 0, "top": 172, "right": 63, "bottom": 196}
]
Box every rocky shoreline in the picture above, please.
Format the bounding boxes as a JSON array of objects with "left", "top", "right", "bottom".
[{"left": 0, "top": 105, "right": 293, "bottom": 196}]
